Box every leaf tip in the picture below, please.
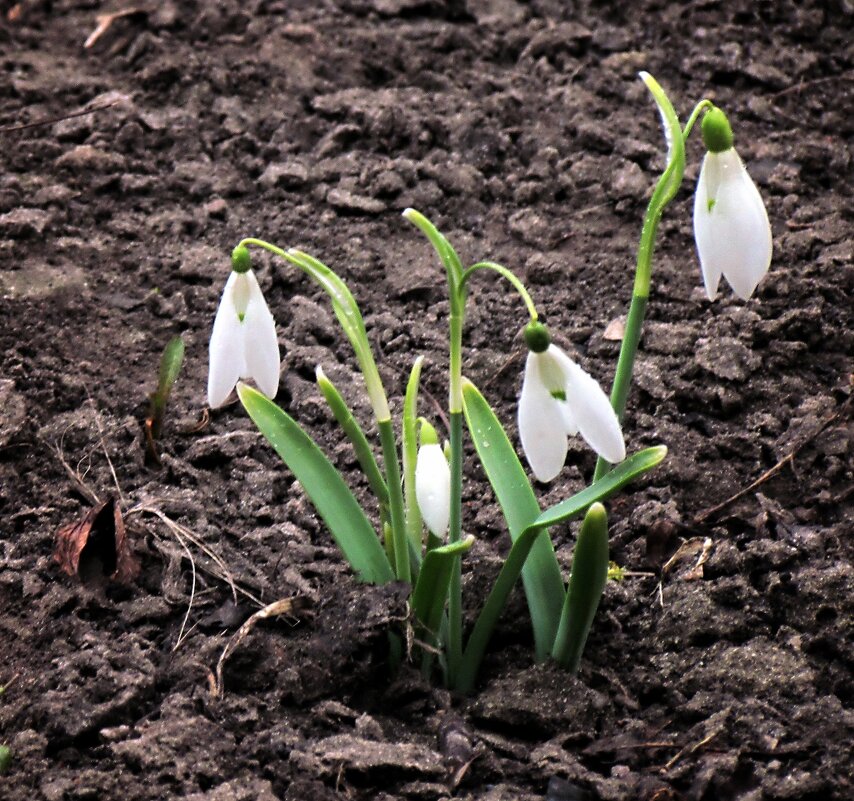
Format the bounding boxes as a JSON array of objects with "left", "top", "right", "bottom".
[{"left": 235, "top": 380, "right": 254, "bottom": 404}]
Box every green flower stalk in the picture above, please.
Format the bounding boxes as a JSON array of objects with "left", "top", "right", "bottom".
[{"left": 594, "top": 72, "right": 712, "bottom": 481}]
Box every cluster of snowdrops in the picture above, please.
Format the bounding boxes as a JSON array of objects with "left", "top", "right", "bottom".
[{"left": 204, "top": 74, "right": 772, "bottom": 692}]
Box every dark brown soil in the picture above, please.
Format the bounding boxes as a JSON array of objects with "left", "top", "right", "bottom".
[{"left": 1, "top": 1, "right": 852, "bottom": 799}]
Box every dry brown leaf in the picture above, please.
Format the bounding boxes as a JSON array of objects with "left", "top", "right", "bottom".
[{"left": 53, "top": 497, "right": 139, "bottom": 583}]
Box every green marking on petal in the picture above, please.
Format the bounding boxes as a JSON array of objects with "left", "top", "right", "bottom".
[
  {"left": 707, "top": 198, "right": 716, "bottom": 212},
  {"left": 551, "top": 390, "right": 567, "bottom": 402},
  {"left": 238, "top": 312, "right": 246, "bottom": 323}
]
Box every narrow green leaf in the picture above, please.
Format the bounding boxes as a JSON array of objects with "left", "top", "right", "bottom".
[
  {"left": 238, "top": 383, "right": 394, "bottom": 585},
  {"left": 527, "top": 446, "right": 667, "bottom": 533},
  {"left": 282, "top": 247, "right": 390, "bottom": 422},
  {"left": 461, "top": 378, "right": 564, "bottom": 660},
  {"left": 0, "top": 744, "right": 11, "bottom": 774},
  {"left": 456, "top": 445, "right": 666, "bottom": 693},
  {"left": 378, "top": 418, "right": 409, "bottom": 582},
  {"left": 402, "top": 209, "right": 464, "bottom": 299},
  {"left": 148, "top": 335, "right": 185, "bottom": 445},
  {"left": 402, "top": 357, "right": 425, "bottom": 563},
  {"left": 456, "top": 522, "right": 546, "bottom": 693},
  {"left": 552, "top": 503, "right": 609, "bottom": 672},
  {"left": 411, "top": 536, "right": 474, "bottom": 643},
  {"left": 639, "top": 72, "right": 685, "bottom": 209},
  {"left": 315, "top": 366, "right": 389, "bottom": 508},
  {"left": 157, "top": 336, "right": 185, "bottom": 401}
]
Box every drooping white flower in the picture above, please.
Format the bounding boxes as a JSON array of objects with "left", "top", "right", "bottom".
[
  {"left": 415, "top": 420, "right": 450, "bottom": 538},
  {"left": 518, "top": 324, "right": 625, "bottom": 483},
  {"left": 207, "top": 247, "right": 280, "bottom": 408},
  {"left": 693, "top": 107, "right": 772, "bottom": 301}
]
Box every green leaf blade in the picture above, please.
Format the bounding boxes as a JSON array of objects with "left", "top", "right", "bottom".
[
  {"left": 315, "top": 366, "right": 389, "bottom": 508},
  {"left": 157, "top": 335, "right": 185, "bottom": 401},
  {"left": 461, "top": 379, "right": 564, "bottom": 660},
  {"left": 528, "top": 446, "right": 667, "bottom": 533},
  {"left": 456, "top": 521, "right": 546, "bottom": 693},
  {"left": 411, "top": 536, "right": 474, "bottom": 643},
  {"left": 402, "top": 209, "right": 464, "bottom": 297},
  {"left": 551, "top": 503, "right": 610, "bottom": 672},
  {"left": 238, "top": 383, "right": 394, "bottom": 585},
  {"left": 402, "top": 357, "right": 425, "bottom": 561},
  {"left": 284, "top": 248, "right": 390, "bottom": 423}
]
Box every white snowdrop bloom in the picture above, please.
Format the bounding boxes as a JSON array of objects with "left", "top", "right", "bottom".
[
  {"left": 415, "top": 420, "right": 450, "bottom": 538},
  {"left": 518, "top": 324, "right": 625, "bottom": 483},
  {"left": 693, "top": 107, "right": 772, "bottom": 301},
  {"left": 207, "top": 250, "right": 280, "bottom": 408}
]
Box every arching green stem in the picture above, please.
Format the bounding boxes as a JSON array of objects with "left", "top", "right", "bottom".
[
  {"left": 682, "top": 99, "right": 714, "bottom": 142},
  {"left": 403, "top": 214, "right": 543, "bottom": 685},
  {"left": 459, "top": 261, "right": 540, "bottom": 322},
  {"left": 237, "top": 237, "right": 410, "bottom": 582},
  {"left": 592, "top": 79, "right": 711, "bottom": 481},
  {"left": 237, "top": 238, "right": 391, "bottom": 423},
  {"left": 402, "top": 210, "right": 468, "bottom": 682}
]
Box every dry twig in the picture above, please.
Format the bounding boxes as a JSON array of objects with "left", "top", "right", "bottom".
[
  {"left": 84, "top": 7, "right": 145, "bottom": 49},
  {"left": 0, "top": 101, "right": 119, "bottom": 134},
  {"left": 128, "top": 504, "right": 257, "bottom": 605},
  {"left": 661, "top": 728, "right": 721, "bottom": 772},
  {"left": 693, "top": 397, "right": 851, "bottom": 524}
]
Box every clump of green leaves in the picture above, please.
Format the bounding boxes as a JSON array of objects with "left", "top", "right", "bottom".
[
  {"left": 229, "top": 224, "right": 664, "bottom": 691},
  {"left": 206, "top": 72, "right": 772, "bottom": 690}
]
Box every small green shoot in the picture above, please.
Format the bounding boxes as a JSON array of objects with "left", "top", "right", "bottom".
[{"left": 145, "top": 335, "right": 185, "bottom": 464}]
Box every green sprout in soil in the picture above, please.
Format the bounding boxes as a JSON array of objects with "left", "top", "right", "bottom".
[
  {"left": 145, "top": 335, "right": 185, "bottom": 464},
  {"left": 204, "top": 73, "right": 771, "bottom": 691}
]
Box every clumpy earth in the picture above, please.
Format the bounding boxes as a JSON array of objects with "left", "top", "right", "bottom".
[{"left": 1, "top": 0, "right": 852, "bottom": 799}]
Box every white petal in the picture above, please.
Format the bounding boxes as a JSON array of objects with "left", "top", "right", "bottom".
[
  {"left": 230, "top": 271, "right": 252, "bottom": 317},
  {"left": 518, "top": 352, "right": 569, "bottom": 482},
  {"left": 693, "top": 152, "right": 723, "bottom": 299},
  {"left": 208, "top": 273, "right": 246, "bottom": 408},
  {"left": 715, "top": 150, "right": 772, "bottom": 300},
  {"left": 552, "top": 349, "right": 626, "bottom": 464},
  {"left": 557, "top": 399, "right": 578, "bottom": 436},
  {"left": 543, "top": 346, "right": 579, "bottom": 435},
  {"left": 415, "top": 443, "right": 450, "bottom": 537},
  {"left": 241, "top": 271, "right": 280, "bottom": 399},
  {"left": 694, "top": 149, "right": 772, "bottom": 301}
]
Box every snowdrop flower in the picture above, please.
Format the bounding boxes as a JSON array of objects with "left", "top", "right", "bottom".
[
  {"left": 207, "top": 245, "right": 280, "bottom": 408},
  {"left": 518, "top": 322, "right": 625, "bottom": 483},
  {"left": 415, "top": 419, "right": 450, "bottom": 538},
  {"left": 693, "top": 106, "right": 772, "bottom": 301}
]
